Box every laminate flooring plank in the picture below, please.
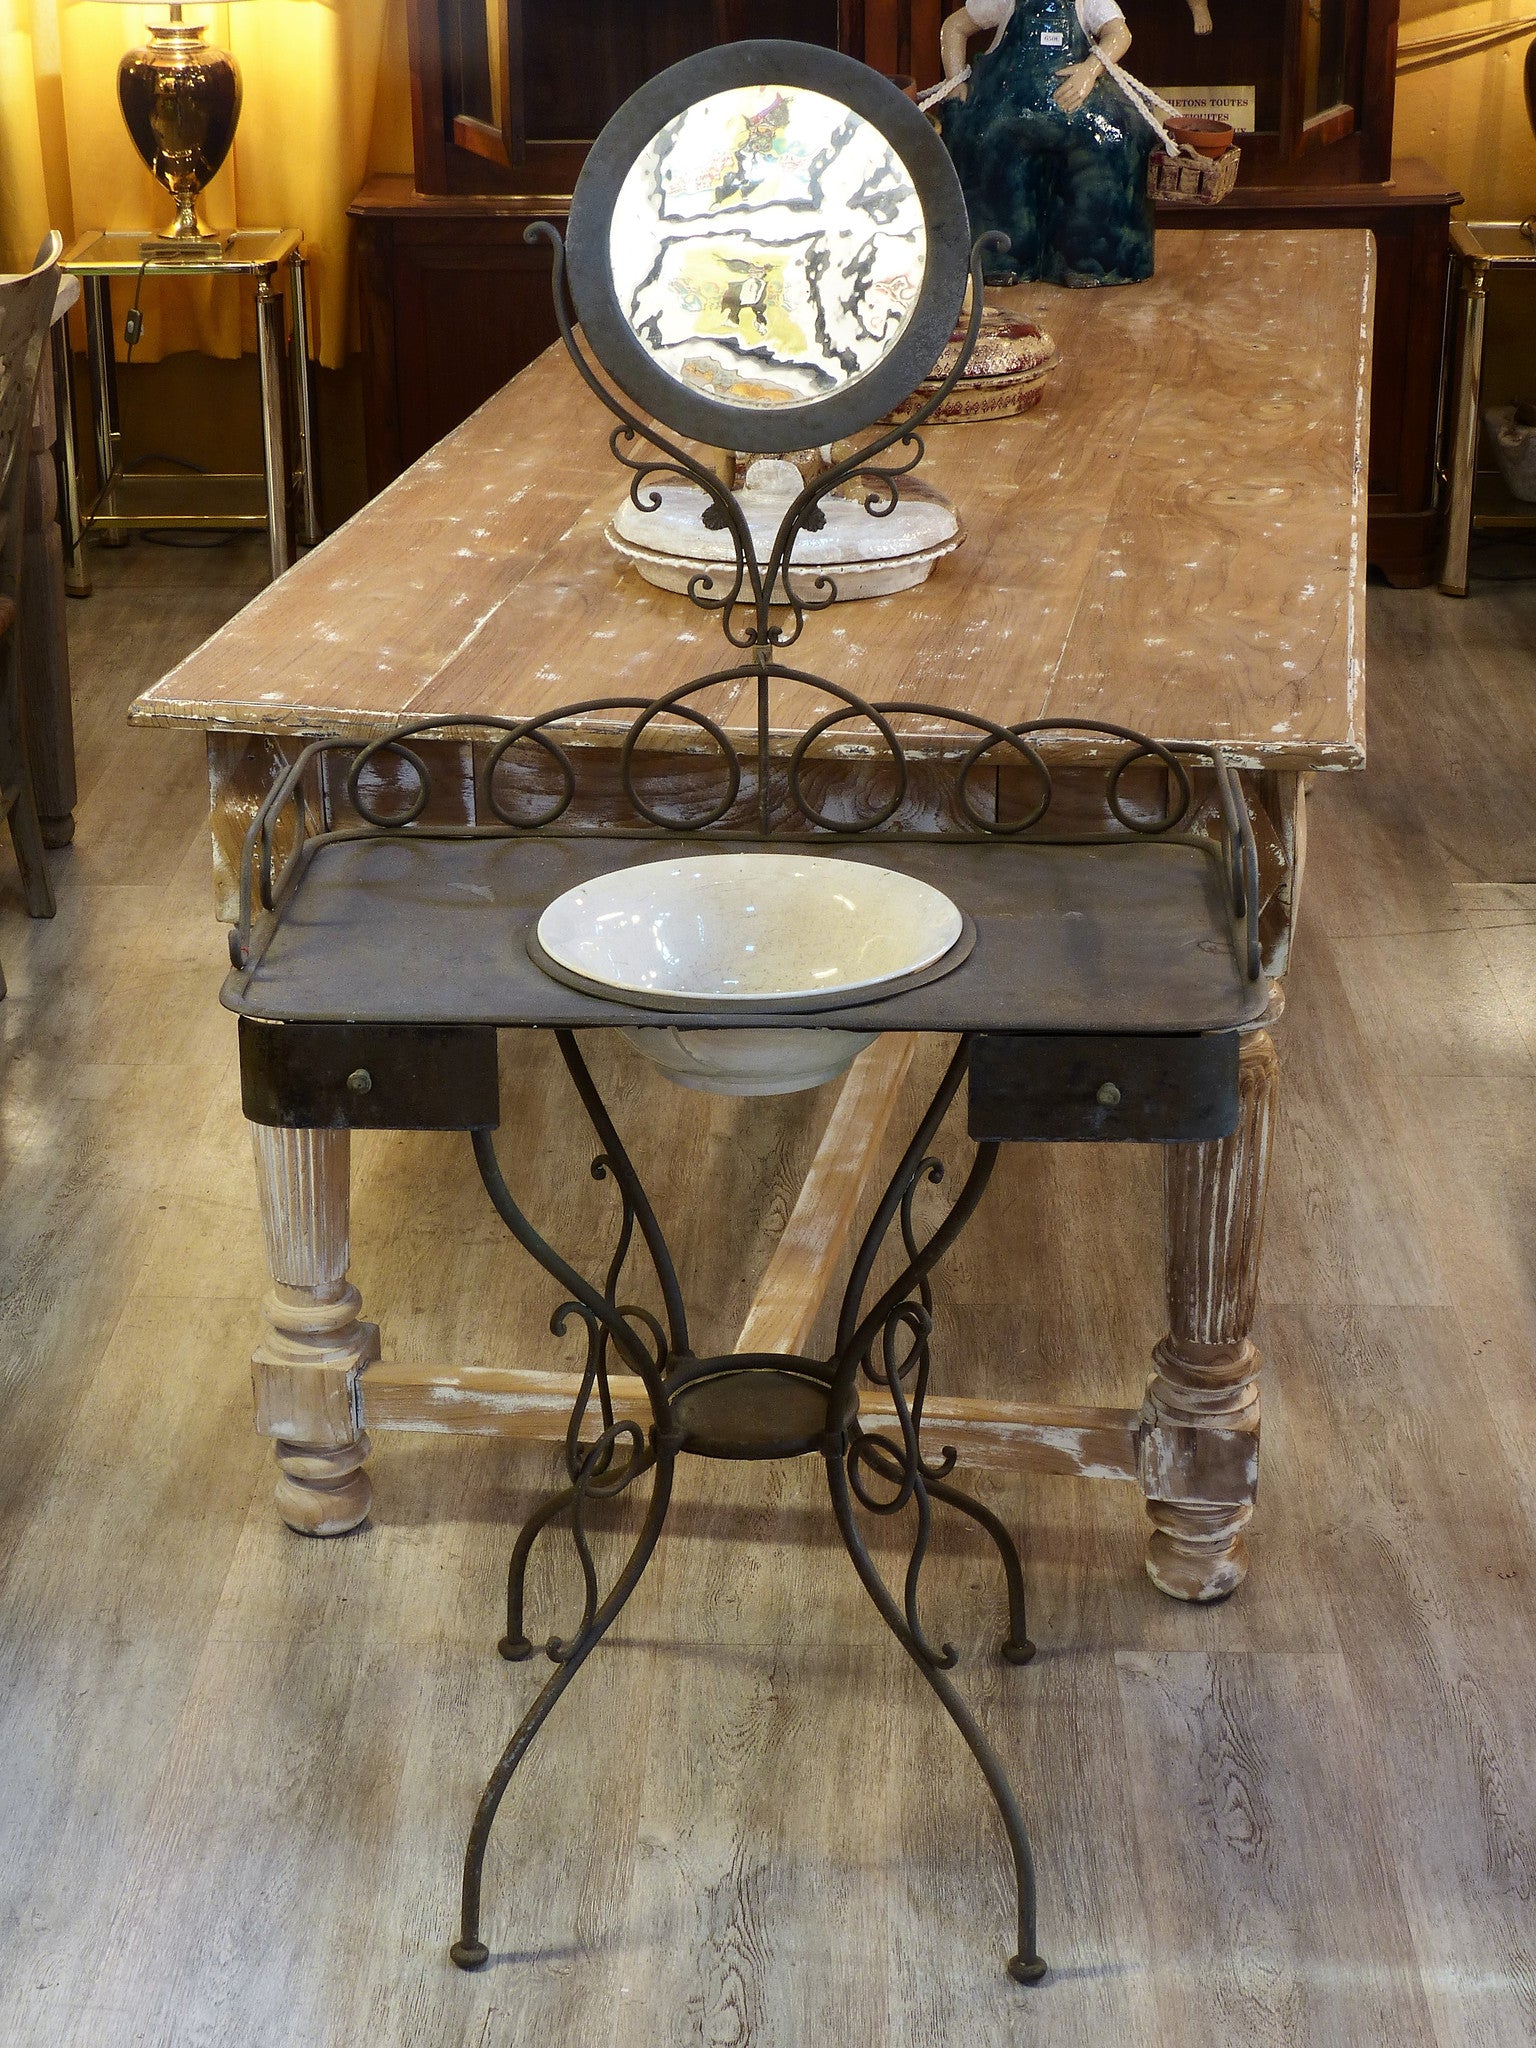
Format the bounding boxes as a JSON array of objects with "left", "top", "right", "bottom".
[
  {"left": 1473, "top": 914, "right": 1536, "bottom": 1067},
  {"left": 1389, "top": 1073, "right": 1536, "bottom": 1449},
  {"left": 1116, "top": 1649, "right": 1438, "bottom": 2048},
  {"left": 1440, "top": 577, "right": 1536, "bottom": 719},
  {"left": 1458, "top": 880, "right": 1536, "bottom": 931},
  {"left": 0, "top": 1059, "right": 224, "bottom": 1535},
  {"left": 640, "top": 1451, "right": 1039, "bottom": 1661},
  {"left": 610, "top": 1641, "right": 895, "bottom": 2048},
  {"left": 0, "top": 1296, "right": 266, "bottom": 2047},
  {"left": 352, "top": 1438, "right": 661, "bottom": 2048},
  {"left": 57, "top": 1449, "right": 488, "bottom": 2048},
  {"left": 885, "top": 1646, "right": 1169, "bottom": 2048},
  {"left": 39, "top": 545, "right": 264, "bottom": 891},
  {"left": 638, "top": 1459, "right": 879, "bottom": 1655},
  {"left": 0, "top": 884, "right": 167, "bottom": 1155},
  {"left": 1261, "top": 1304, "right": 1536, "bottom": 2045},
  {"left": 1367, "top": 584, "right": 1536, "bottom": 886},
  {"left": 1301, "top": 756, "right": 1464, "bottom": 946},
  {"left": 1328, "top": 924, "right": 1534, "bottom": 1080}
]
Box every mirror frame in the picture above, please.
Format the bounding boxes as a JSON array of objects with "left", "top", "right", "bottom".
[{"left": 564, "top": 39, "right": 971, "bottom": 454}]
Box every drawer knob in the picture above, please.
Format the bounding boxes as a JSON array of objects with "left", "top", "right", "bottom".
[
  {"left": 346, "top": 1068, "right": 374, "bottom": 1095},
  {"left": 1096, "top": 1081, "right": 1122, "bottom": 1107}
]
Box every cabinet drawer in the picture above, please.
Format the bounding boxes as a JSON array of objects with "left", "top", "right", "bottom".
[
  {"left": 239, "top": 1019, "right": 500, "bottom": 1130},
  {"left": 968, "top": 1033, "right": 1240, "bottom": 1144}
]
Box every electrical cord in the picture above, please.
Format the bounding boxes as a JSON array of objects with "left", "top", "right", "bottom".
[
  {"left": 1398, "top": 16, "right": 1536, "bottom": 71},
  {"left": 122, "top": 259, "right": 149, "bottom": 361}
]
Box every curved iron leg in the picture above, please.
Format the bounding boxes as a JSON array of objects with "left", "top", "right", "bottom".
[
  {"left": 451, "top": 1444, "right": 676, "bottom": 1970},
  {"left": 923, "top": 1472, "right": 1035, "bottom": 1665},
  {"left": 499, "top": 1480, "right": 579, "bottom": 1662},
  {"left": 825, "top": 1446, "right": 1046, "bottom": 1985},
  {"left": 849, "top": 1429, "right": 1033, "bottom": 1666},
  {"left": 500, "top": 1446, "right": 659, "bottom": 1663}
]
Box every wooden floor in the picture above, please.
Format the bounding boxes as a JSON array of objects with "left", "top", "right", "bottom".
[{"left": 2, "top": 535, "right": 1534, "bottom": 2046}]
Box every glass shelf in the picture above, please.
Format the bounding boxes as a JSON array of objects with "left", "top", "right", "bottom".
[
  {"left": 88, "top": 470, "right": 272, "bottom": 534},
  {"left": 61, "top": 229, "right": 301, "bottom": 279}
]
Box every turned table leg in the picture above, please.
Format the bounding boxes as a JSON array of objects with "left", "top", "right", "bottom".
[
  {"left": 1144, "top": 1022, "right": 1277, "bottom": 1601},
  {"left": 250, "top": 1124, "right": 378, "bottom": 1535}
]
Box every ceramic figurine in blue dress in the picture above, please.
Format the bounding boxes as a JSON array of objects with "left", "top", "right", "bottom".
[{"left": 933, "top": 0, "right": 1157, "bottom": 288}]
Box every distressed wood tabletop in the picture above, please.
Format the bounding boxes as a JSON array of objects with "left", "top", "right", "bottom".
[{"left": 131, "top": 228, "right": 1371, "bottom": 771}]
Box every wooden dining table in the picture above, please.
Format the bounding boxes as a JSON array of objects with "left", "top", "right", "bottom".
[{"left": 132, "top": 225, "right": 1370, "bottom": 1602}]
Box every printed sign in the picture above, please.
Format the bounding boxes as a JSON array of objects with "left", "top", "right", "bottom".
[{"left": 1151, "top": 86, "right": 1257, "bottom": 132}]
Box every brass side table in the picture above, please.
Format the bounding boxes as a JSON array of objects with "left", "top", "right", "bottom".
[
  {"left": 1440, "top": 219, "right": 1536, "bottom": 596},
  {"left": 60, "top": 230, "right": 319, "bottom": 581}
]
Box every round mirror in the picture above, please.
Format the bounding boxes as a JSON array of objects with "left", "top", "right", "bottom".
[{"left": 566, "top": 42, "right": 971, "bottom": 454}]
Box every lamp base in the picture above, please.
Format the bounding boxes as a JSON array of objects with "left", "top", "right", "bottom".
[{"left": 118, "top": 19, "right": 242, "bottom": 252}]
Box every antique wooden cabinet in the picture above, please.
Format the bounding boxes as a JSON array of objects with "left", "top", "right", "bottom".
[{"left": 352, "top": 0, "right": 1454, "bottom": 581}]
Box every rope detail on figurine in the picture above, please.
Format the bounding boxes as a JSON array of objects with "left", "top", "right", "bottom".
[
  {"left": 1092, "top": 53, "right": 1184, "bottom": 154},
  {"left": 916, "top": 67, "right": 973, "bottom": 109}
]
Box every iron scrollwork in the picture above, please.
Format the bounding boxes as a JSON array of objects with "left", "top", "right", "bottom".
[
  {"left": 527, "top": 216, "right": 1012, "bottom": 658},
  {"left": 232, "top": 691, "right": 1258, "bottom": 984},
  {"left": 829, "top": 1039, "right": 1033, "bottom": 1670},
  {"left": 499, "top": 1152, "right": 669, "bottom": 1666},
  {"left": 230, "top": 212, "right": 1263, "bottom": 987},
  {"left": 448, "top": 1025, "right": 1047, "bottom": 1983}
]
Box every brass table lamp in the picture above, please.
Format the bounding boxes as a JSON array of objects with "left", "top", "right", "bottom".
[{"left": 99, "top": 1, "right": 248, "bottom": 248}]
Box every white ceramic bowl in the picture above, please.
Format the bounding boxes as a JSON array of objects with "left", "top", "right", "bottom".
[
  {"left": 534, "top": 851, "right": 964, "bottom": 1096},
  {"left": 620, "top": 1024, "right": 877, "bottom": 1097},
  {"left": 535, "top": 852, "right": 963, "bottom": 1005}
]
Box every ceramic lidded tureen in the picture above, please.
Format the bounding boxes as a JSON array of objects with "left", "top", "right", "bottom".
[{"left": 884, "top": 304, "right": 1061, "bottom": 425}]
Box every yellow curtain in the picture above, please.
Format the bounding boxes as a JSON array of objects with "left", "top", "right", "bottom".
[
  {"left": 1395, "top": 4, "right": 1536, "bottom": 219},
  {"left": 0, "top": 0, "right": 409, "bottom": 367}
]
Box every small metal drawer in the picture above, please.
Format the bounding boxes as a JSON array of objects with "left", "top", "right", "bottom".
[
  {"left": 239, "top": 1019, "right": 500, "bottom": 1130},
  {"left": 968, "top": 1032, "right": 1240, "bottom": 1144}
]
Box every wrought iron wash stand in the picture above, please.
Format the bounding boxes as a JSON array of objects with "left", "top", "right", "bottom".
[{"left": 227, "top": 229, "right": 1266, "bottom": 1982}]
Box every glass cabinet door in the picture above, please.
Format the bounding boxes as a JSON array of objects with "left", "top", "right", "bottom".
[
  {"left": 1298, "top": 0, "right": 1366, "bottom": 153},
  {"left": 1129, "top": 0, "right": 1391, "bottom": 183},
  {"left": 1302, "top": 0, "right": 1353, "bottom": 122},
  {"left": 443, "top": 0, "right": 842, "bottom": 180}
]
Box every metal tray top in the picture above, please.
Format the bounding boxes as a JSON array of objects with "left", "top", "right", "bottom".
[{"left": 221, "top": 831, "right": 1268, "bottom": 1037}]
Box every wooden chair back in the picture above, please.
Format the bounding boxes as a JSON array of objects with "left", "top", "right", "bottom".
[{"left": 0, "top": 232, "right": 65, "bottom": 624}]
